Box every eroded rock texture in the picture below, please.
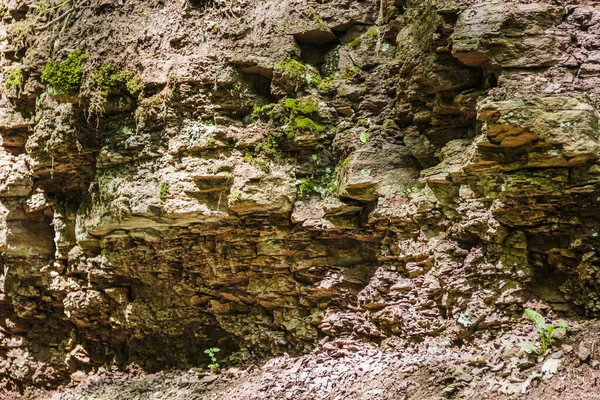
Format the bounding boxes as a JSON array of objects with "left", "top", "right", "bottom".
[{"left": 0, "top": 0, "right": 599, "bottom": 391}]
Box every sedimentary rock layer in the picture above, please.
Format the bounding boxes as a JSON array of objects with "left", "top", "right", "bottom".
[{"left": 0, "top": 0, "right": 598, "bottom": 390}]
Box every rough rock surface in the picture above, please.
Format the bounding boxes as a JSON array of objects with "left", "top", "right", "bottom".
[{"left": 0, "top": 0, "right": 600, "bottom": 398}]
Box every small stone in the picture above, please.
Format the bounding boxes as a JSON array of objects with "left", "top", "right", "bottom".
[
  {"left": 552, "top": 350, "right": 564, "bottom": 359},
  {"left": 70, "top": 371, "right": 87, "bottom": 383},
  {"left": 561, "top": 344, "right": 573, "bottom": 353},
  {"left": 452, "top": 365, "right": 474, "bottom": 382},
  {"left": 200, "top": 374, "right": 219, "bottom": 384},
  {"left": 323, "top": 343, "right": 337, "bottom": 351},
  {"left": 456, "top": 372, "right": 474, "bottom": 383},
  {"left": 578, "top": 343, "right": 591, "bottom": 363},
  {"left": 541, "top": 358, "right": 561, "bottom": 378},
  {"left": 442, "top": 385, "right": 458, "bottom": 394},
  {"left": 454, "top": 248, "right": 469, "bottom": 257},
  {"left": 489, "top": 361, "right": 505, "bottom": 372}
]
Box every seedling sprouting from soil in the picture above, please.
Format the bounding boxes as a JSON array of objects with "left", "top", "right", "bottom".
[
  {"left": 518, "top": 309, "right": 566, "bottom": 355},
  {"left": 204, "top": 347, "right": 220, "bottom": 372}
]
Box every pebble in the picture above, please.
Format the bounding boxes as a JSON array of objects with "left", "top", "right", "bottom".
[
  {"left": 561, "top": 344, "right": 574, "bottom": 353},
  {"left": 552, "top": 350, "right": 564, "bottom": 359},
  {"left": 578, "top": 343, "right": 591, "bottom": 363}
]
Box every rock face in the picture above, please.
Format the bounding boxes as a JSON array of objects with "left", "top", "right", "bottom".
[{"left": 0, "top": 0, "right": 599, "bottom": 391}]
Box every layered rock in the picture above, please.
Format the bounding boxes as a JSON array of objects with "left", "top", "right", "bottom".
[{"left": 0, "top": 0, "right": 599, "bottom": 392}]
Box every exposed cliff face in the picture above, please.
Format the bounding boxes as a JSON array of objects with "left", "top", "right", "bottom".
[{"left": 0, "top": 0, "right": 599, "bottom": 394}]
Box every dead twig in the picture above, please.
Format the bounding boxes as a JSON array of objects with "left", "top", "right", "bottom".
[{"left": 35, "top": 0, "right": 90, "bottom": 31}]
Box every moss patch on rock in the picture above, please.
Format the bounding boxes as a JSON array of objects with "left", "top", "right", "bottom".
[
  {"left": 86, "top": 65, "right": 144, "bottom": 115},
  {"left": 91, "top": 65, "right": 144, "bottom": 98},
  {"left": 41, "top": 50, "right": 87, "bottom": 95},
  {"left": 283, "top": 97, "right": 319, "bottom": 115},
  {"left": 3, "top": 66, "right": 24, "bottom": 95},
  {"left": 293, "top": 116, "right": 325, "bottom": 133}
]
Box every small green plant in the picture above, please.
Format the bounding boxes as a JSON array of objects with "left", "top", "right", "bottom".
[
  {"left": 41, "top": 49, "right": 86, "bottom": 95},
  {"left": 296, "top": 166, "right": 339, "bottom": 199},
  {"left": 518, "top": 309, "right": 566, "bottom": 355},
  {"left": 204, "top": 347, "right": 220, "bottom": 371},
  {"left": 359, "top": 132, "right": 369, "bottom": 143},
  {"left": 159, "top": 182, "right": 169, "bottom": 201}
]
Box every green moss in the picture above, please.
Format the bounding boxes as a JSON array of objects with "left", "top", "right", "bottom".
[
  {"left": 296, "top": 157, "right": 353, "bottom": 199},
  {"left": 91, "top": 65, "right": 143, "bottom": 98},
  {"left": 342, "top": 66, "right": 362, "bottom": 79},
  {"left": 283, "top": 97, "right": 297, "bottom": 110},
  {"left": 87, "top": 65, "right": 144, "bottom": 115},
  {"left": 347, "top": 37, "right": 362, "bottom": 49},
  {"left": 41, "top": 50, "right": 86, "bottom": 95},
  {"left": 255, "top": 135, "right": 278, "bottom": 158},
  {"left": 125, "top": 74, "right": 144, "bottom": 96},
  {"left": 275, "top": 58, "right": 307, "bottom": 79},
  {"left": 317, "top": 79, "right": 332, "bottom": 91},
  {"left": 306, "top": 8, "right": 325, "bottom": 25},
  {"left": 252, "top": 103, "right": 263, "bottom": 118},
  {"left": 383, "top": 119, "right": 397, "bottom": 130},
  {"left": 243, "top": 152, "right": 254, "bottom": 163},
  {"left": 254, "top": 160, "right": 270, "bottom": 173},
  {"left": 340, "top": 157, "right": 350, "bottom": 168},
  {"left": 277, "top": 96, "right": 327, "bottom": 139},
  {"left": 252, "top": 102, "right": 275, "bottom": 120},
  {"left": 3, "top": 66, "right": 23, "bottom": 94},
  {"left": 284, "top": 97, "right": 319, "bottom": 115},
  {"left": 367, "top": 27, "right": 379, "bottom": 38},
  {"left": 274, "top": 58, "right": 322, "bottom": 87},
  {"left": 294, "top": 116, "right": 325, "bottom": 132},
  {"left": 159, "top": 182, "right": 169, "bottom": 201}
]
